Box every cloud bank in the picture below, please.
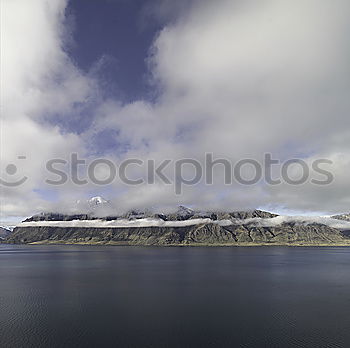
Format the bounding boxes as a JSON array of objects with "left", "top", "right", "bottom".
[{"left": 18, "top": 216, "right": 350, "bottom": 231}]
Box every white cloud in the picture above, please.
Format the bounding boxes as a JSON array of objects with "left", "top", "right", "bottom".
[
  {"left": 94, "top": 0, "right": 350, "bottom": 213},
  {"left": 0, "top": 0, "right": 92, "bottom": 218},
  {"left": 17, "top": 216, "right": 350, "bottom": 230}
]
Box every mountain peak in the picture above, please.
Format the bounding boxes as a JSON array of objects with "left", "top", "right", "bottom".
[
  {"left": 177, "top": 206, "right": 194, "bottom": 215},
  {"left": 88, "top": 196, "right": 109, "bottom": 206}
]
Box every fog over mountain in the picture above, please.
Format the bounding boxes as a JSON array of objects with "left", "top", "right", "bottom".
[
  {"left": 5, "top": 201, "right": 350, "bottom": 245},
  {"left": 0, "top": 195, "right": 348, "bottom": 245},
  {"left": 1, "top": 0, "right": 350, "bottom": 220}
]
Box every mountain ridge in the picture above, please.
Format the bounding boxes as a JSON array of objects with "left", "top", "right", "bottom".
[
  {"left": 5, "top": 207, "right": 350, "bottom": 246},
  {"left": 4, "top": 198, "right": 350, "bottom": 246}
]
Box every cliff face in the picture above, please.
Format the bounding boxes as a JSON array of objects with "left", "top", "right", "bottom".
[
  {"left": 0, "top": 227, "right": 11, "bottom": 240},
  {"left": 7, "top": 222, "right": 350, "bottom": 246}
]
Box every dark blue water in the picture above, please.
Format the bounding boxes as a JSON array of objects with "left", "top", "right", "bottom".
[{"left": 1, "top": 245, "right": 350, "bottom": 348}]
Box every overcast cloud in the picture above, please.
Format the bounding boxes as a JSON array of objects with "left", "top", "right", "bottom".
[{"left": 1, "top": 0, "right": 350, "bottom": 220}]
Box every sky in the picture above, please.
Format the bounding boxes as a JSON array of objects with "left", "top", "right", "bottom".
[
  {"left": 66, "top": 0, "right": 164, "bottom": 102},
  {"left": 1, "top": 0, "right": 350, "bottom": 222}
]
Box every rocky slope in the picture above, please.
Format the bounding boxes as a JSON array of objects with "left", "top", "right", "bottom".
[
  {"left": 332, "top": 213, "right": 350, "bottom": 222},
  {"left": 0, "top": 227, "right": 11, "bottom": 240},
  {"left": 6, "top": 206, "right": 350, "bottom": 246}
]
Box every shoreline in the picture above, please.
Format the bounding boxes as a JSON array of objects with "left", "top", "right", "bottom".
[{"left": 3, "top": 240, "right": 350, "bottom": 247}]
